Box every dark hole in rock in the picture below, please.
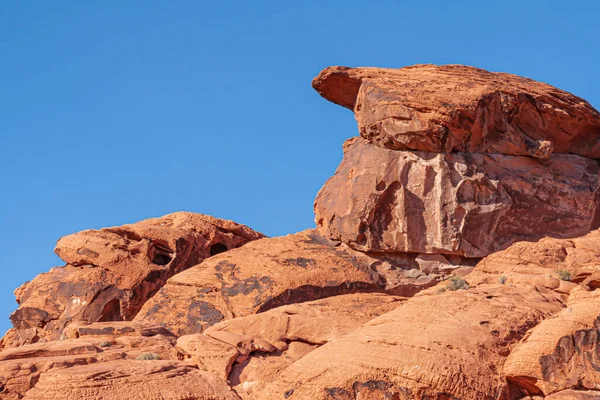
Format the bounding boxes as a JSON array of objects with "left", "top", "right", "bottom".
[
  {"left": 97, "top": 299, "right": 122, "bottom": 322},
  {"left": 152, "top": 253, "right": 172, "bottom": 265},
  {"left": 357, "top": 233, "right": 367, "bottom": 246},
  {"left": 210, "top": 243, "right": 228, "bottom": 256},
  {"left": 358, "top": 222, "right": 368, "bottom": 234}
]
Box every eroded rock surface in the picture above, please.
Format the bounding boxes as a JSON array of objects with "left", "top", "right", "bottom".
[
  {"left": 313, "top": 65, "right": 600, "bottom": 159},
  {"left": 315, "top": 137, "right": 600, "bottom": 258},
  {"left": 175, "top": 293, "right": 403, "bottom": 398},
  {"left": 505, "top": 288, "right": 600, "bottom": 397},
  {"left": 134, "top": 230, "right": 386, "bottom": 336},
  {"left": 544, "top": 389, "right": 600, "bottom": 399},
  {"left": 0, "top": 321, "right": 181, "bottom": 399},
  {"left": 255, "top": 286, "right": 565, "bottom": 399},
  {"left": 251, "top": 232, "right": 600, "bottom": 400},
  {"left": 4, "top": 212, "right": 264, "bottom": 348},
  {"left": 22, "top": 360, "right": 239, "bottom": 400}
]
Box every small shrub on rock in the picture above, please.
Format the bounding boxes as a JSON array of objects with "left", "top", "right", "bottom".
[
  {"left": 447, "top": 276, "right": 469, "bottom": 291},
  {"left": 136, "top": 352, "right": 161, "bottom": 361},
  {"left": 557, "top": 269, "right": 571, "bottom": 281},
  {"left": 498, "top": 275, "right": 507, "bottom": 285},
  {"left": 98, "top": 340, "right": 112, "bottom": 348}
]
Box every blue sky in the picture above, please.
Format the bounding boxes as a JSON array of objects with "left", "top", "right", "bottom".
[{"left": 1, "top": 1, "right": 599, "bottom": 334}]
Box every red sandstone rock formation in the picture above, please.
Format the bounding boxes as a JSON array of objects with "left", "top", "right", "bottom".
[
  {"left": 2, "top": 65, "right": 600, "bottom": 399},
  {"left": 313, "top": 65, "right": 600, "bottom": 159},
  {"left": 251, "top": 231, "right": 600, "bottom": 399},
  {"left": 3, "top": 212, "right": 264, "bottom": 349},
  {"left": 133, "top": 230, "right": 387, "bottom": 335}
]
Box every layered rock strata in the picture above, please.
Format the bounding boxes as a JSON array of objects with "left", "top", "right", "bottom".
[
  {"left": 313, "top": 65, "right": 600, "bottom": 159},
  {"left": 314, "top": 64, "right": 600, "bottom": 261}
]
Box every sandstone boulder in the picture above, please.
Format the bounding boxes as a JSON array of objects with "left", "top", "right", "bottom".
[
  {"left": 5, "top": 212, "right": 263, "bottom": 348},
  {"left": 62, "top": 320, "right": 176, "bottom": 340},
  {"left": 315, "top": 137, "right": 600, "bottom": 258},
  {"left": 204, "top": 292, "right": 402, "bottom": 352},
  {"left": 465, "top": 229, "right": 600, "bottom": 289},
  {"left": 313, "top": 65, "right": 600, "bottom": 159},
  {"left": 171, "top": 293, "right": 402, "bottom": 398},
  {"left": 134, "top": 230, "right": 384, "bottom": 335}
]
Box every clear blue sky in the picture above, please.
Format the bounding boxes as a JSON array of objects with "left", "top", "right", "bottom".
[{"left": 1, "top": 1, "right": 599, "bottom": 334}]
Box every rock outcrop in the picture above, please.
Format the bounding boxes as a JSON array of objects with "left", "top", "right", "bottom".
[
  {"left": 315, "top": 136, "right": 600, "bottom": 257},
  {"left": 133, "top": 230, "right": 386, "bottom": 336},
  {"left": 251, "top": 231, "right": 600, "bottom": 400},
  {"left": 3, "top": 64, "right": 600, "bottom": 399},
  {"left": 22, "top": 360, "right": 239, "bottom": 400},
  {"left": 3, "top": 212, "right": 264, "bottom": 348},
  {"left": 313, "top": 65, "right": 600, "bottom": 159},
  {"left": 179, "top": 293, "right": 403, "bottom": 396},
  {"left": 314, "top": 65, "right": 600, "bottom": 261},
  {"left": 0, "top": 321, "right": 183, "bottom": 399}
]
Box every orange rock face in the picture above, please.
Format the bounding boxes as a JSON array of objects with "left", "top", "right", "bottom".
[
  {"left": 175, "top": 293, "right": 402, "bottom": 397},
  {"left": 251, "top": 232, "right": 600, "bottom": 400},
  {"left": 313, "top": 65, "right": 600, "bottom": 159},
  {"left": 4, "top": 212, "right": 263, "bottom": 348},
  {"left": 315, "top": 137, "right": 600, "bottom": 257},
  {"left": 0, "top": 321, "right": 182, "bottom": 399},
  {"left": 134, "top": 230, "right": 386, "bottom": 336},
  {"left": 23, "top": 360, "right": 239, "bottom": 400},
  {"left": 504, "top": 288, "right": 600, "bottom": 396}
]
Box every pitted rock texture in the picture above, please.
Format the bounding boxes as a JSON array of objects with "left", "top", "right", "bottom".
[
  {"left": 315, "top": 137, "right": 600, "bottom": 258},
  {"left": 4, "top": 212, "right": 264, "bottom": 349},
  {"left": 3, "top": 231, "right": 600, "bottom": 399},
  {"left": 313, "top": 65, "right": 600, "bottom": 159},
  {"left": 134, "top": 230, "right": 385, "bottom": 336}
]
